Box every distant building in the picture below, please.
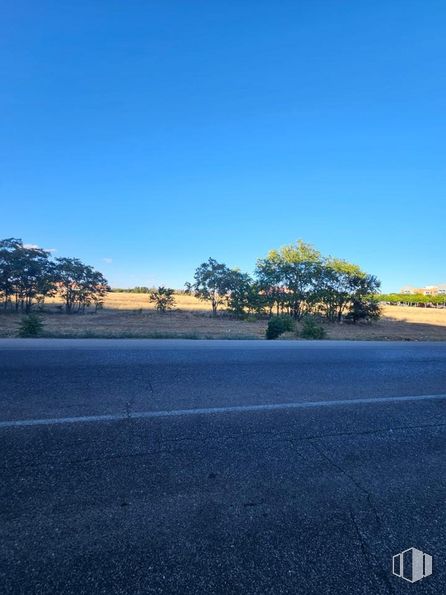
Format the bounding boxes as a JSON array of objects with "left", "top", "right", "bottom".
[
  {"left": 400, "top": 284, "right": 446, "bottom": 296},
  {"left": 424, "top": 285, "right": 437, "bottom": 295},
  {"left": 400, "top": 285, "right": 417, "bottom": 295}
]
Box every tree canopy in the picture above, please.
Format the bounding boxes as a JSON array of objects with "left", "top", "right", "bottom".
[
  {"left": 0, "top": 238, "right": 109, "bottom": 313},
  {"left": 188, "top": 241, "right": 381, "bottom": 322}
]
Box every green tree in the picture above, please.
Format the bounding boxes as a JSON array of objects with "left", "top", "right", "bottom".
[
  {"left": 255, "top": 256, "right": 283, "bottom": 315},
  {"left": 256, "top": 240, "right": 322, "bottom": 319},
  {"left": 225, "top": 270, "right": 254, "bottom": 317},
  {"left": 244, "top": 281, "right": 269, "bottom": 316},
  {"left": 0, "top": 238, "right": 20, "bottom": 308},
  {"left": 346, "top": 297, "right": 381, "bottom": 323},
  {"left": 187, "top": 258, "right": 235, "bottom": 316},
  {"left": 54, "top": 257, "right": 109, "bottom": 313},
  {"left": 0, "top": 238, "right": 55, "bottom": 312},
  {"left": 345, "top": 275, "right": 381, "bottom": 322},
  {"left": 265, "top": 315, "right": 295, "bottom": 339},
  {"left": 317, "top": 258, "right": 366, "bottom": 322},
  {"left": 255, "top": 241, "right": 381, "bottom": 323},
  {"left": 149, "top": 286, "right": 176, "bottom": 312},
  {"left": 299, "top": 315, "right": 327, "bottom": 339},
  {"left": 18, "top": 314, "right": 44, "bottom": 337}
]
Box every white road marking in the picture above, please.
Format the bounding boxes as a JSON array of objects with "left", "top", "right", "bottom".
[{"left": 1, "top": 393, "right": 446, "bottom": 429}]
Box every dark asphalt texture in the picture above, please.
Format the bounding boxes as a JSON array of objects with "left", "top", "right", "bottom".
[{"left": 1, "top": 339, "right": 446, "bottom": 594}]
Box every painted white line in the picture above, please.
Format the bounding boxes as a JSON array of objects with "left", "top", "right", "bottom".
[{"left": 1, "top": 393, "right": 446, "bottom": 429}]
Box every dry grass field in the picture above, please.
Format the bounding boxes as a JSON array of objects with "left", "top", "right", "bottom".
[
  {"left": 0, "top": 292, "right": 446, "bottom": 340},
  {"left": 68, "top": 292, "right": 209, "bottom": 312}
]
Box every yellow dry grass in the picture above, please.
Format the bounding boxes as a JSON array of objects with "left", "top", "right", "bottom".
[
  {"left": 314, "top": 305, "right": 446, "bottom": 341},
  {"left": 1, "top": 293, "right": 446, "bottom": 340},
  {"left": 45, "top": 291, "right": 209, "bottom": 312},
  {"left": 103, "top": 292, "right": 209, "bottom": 311}
]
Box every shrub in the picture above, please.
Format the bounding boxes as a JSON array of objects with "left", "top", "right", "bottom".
[
  {"left": 266, "top": 315, "right": 295, "bottom": 340},
  {"left": 149, "top": 286, "right": 176, "bottom": 312},
  {"left": 346, "top": 298, "right": 381, "bottom": 324},
  {"left": 18, "top": 314, "right": 44, "bottom": 337},
  {"left": 300, "top": 316, "right": 326, "bottom": 340},
  {"left": 245, "top": 314, "right": 260, "bottom": 323}
]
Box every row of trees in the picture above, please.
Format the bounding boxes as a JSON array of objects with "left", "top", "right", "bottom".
[
  {"left": 0, "top": 238, "right": 109, "bottom": 313},
  {"left": 380, "top": 293, "right": 446, "bottom": 307},
  {"left": 0, "top": 237, "right": 381, "bottom": 323},
  {"left": 113, "top": 286, "right": 153, "bottom": 294},
  {"left": 186, "top": 241, "right": 381, "bottom": 322}
]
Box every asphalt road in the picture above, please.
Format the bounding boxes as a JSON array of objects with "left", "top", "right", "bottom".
[{"left": 1, "top": 339, "right": 446, "bottom": 594}]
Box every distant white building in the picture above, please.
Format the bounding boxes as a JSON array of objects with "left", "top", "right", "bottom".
[{"left": 400, "top": 284, "right": 446, "bottom": 296}]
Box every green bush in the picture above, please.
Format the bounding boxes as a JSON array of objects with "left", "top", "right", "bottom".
[
  {"left": 18, "top": 314, "right": 44, "bottom": 337},
  {"left": 245, "top": 314, "right": 260, "bottom": 323},
  {"left": 300, "top": 316, "right": 326, "bottom": 340},
  {"left": 346, "top": 298, "right": 381, "bottom": 324},
  {"left": 266, "top": 315, "right": 294, "bottom": 340},
  {"left": 149, "top": 286, "right": 176, "bottom": 312}
]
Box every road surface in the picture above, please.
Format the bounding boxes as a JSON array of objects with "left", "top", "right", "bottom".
[{"left": 1, "top": 339, "right": 446, "bottom": 594}]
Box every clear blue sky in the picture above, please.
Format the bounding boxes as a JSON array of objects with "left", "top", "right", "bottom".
[{"left": 2, "top": 1, "right": 445, "bottom": 292}]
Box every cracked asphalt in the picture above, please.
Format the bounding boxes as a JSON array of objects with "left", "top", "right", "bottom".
[{"left": 1, "top": 339, "right": 446, "bottom": 594}]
